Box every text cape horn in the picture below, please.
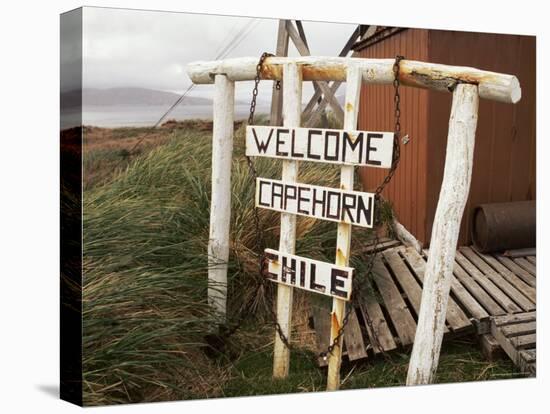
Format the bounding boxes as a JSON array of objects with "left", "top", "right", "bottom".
[{"left": 255, "top": 178, "right": 375, "bottom": 228}]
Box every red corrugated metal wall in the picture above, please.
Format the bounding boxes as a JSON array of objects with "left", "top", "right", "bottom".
[
  {"left": 426, "top": 30, "right": 536, "bottom": 246},
  {"left": 357, "top": 28, "right": 536, "bottom": 247},
  {"left": 358, "top": 29, "right": 430, "bottom": 243}
]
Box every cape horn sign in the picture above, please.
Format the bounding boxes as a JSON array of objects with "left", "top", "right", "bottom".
[
  {"left": 246, "top": 125, "right": 394, "bottom": 167},
  {"left": 256, "top": 178, "right": 375, "bottom": 228}
]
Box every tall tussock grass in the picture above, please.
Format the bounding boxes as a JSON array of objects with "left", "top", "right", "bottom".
[{"left": 82, "top": 121, "right": 380, "bottom": 405}]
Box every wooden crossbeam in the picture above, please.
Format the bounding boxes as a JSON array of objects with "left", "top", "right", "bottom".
[
  {"left": 295, "top": 21, "right": 327, "bottom": 126},
  {"left": 303, "top": 25, "right": 375, "bottom": 127},
  {"left": 285, "top": 21, "right": 345, "bottom": 123},
  {"left": 302, "top": 27, "right": 366, "bottom": 126}
]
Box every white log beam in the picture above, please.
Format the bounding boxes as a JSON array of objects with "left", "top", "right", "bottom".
[
  {"left": 187, "top": 57, "right": 520, "bottom": 103},
  {"left": 393, "top": 218, "right": 423, "bottom": 254},
  {"left": 272, "top": 62, "right": 302, "bottom": 379},
  {"left": 207, "top": 75, "right": 235, "bottom": 321},
  {"left": 406, "top": 84, "right": 479, "bottom": 385},
  {"left": 326, "top": 64, "right": 362, "bottom": 391}
]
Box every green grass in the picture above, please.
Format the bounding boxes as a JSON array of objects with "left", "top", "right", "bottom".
[
  {"left": 222, "top": 334, "right": 522, "bottom": 397},
  {"left": 82, "top": 120, "right": 522, "bottom": 405}
]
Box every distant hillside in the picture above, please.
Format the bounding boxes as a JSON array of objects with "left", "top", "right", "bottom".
[
  {"left": 61, "top": 87, "right": 256, "bottom": 109},
  {"left": 83, "top": 87, "right": 212, "bottom": 106}
]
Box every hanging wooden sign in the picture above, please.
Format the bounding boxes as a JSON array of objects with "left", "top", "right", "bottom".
[
  {"left": 246, "top": 125, "right": 394, "bottom": 167},
  {"left": 256, "top": 178, "right": 375, "bottom": 228},
  {"left": 263, "top": 248, "right": 354, "bottom": 300}
]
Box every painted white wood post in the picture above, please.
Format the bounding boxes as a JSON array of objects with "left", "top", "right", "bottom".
[
  {"left": 326, "top": 64, "right": 362, "bottom": 391},
  {"left": 272, "top": 63, "right": 302, "bottom": 379},
  {"left": 207, "top": 74, "right": 235, "bottom": 322},
  {"left": 406, "top": 84, "right": 479, "bottom": 385}
]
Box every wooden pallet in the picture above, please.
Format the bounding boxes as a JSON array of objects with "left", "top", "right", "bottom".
[
  {"left": 491, "top": 312, "right": 536, "bottom": 376},
  {"left": 311, "top": 243, "right": 536, "bottom": 366}
]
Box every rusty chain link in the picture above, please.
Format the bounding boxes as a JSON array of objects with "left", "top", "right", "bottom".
[{"left": 243, "top": 53, "right": 405, "bottom": 361}]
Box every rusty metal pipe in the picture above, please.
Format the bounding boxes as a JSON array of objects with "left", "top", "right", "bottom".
[{"left": 471, "top": 201, "right": 536, "bottom": 253}]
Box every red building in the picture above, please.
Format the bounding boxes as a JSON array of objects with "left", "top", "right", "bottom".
[{"left": 355, "top": 27, "right": 536, "bottom": 246}]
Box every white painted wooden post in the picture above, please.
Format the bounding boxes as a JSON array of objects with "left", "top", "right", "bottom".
[
  {"left": 406, "top": 84, "right": 479, "bottom": 385},
  {"left": 272, "top": 63, "right": 302, "bottom": 379},
  {"left": 207, "top": 74, "right": 235, "bottom": 322},
  {"left": 326, "top": 64, "right": 362, "bottom": 391}
]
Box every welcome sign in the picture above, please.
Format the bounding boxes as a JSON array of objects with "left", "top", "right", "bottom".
[{"left": 246, "top": 125, "right": 394, "bottom": 167}]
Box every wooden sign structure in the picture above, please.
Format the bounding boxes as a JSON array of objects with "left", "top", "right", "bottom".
[
  {"left": 245, "top": 63, "right": 384, "bottom": 388},
  {"left": 187, "top": 54, "right": 521, "bottom": 390}
]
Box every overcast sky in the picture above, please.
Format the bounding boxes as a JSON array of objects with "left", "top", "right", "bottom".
[{"left": 80, "top": 6, "right": 359, "bottom": 102}]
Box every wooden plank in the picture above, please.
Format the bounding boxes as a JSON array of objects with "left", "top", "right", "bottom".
[
  {"left": 294, "top": 20, "right": 325, "bottom": 126},
  {"left": 479, "top": 334, "right": 505, "bottom": 361},
  {"left": 362, "top": 239, "right": 401, "bottom": 254},
  {"left": 326, "top": 63, "right": 363, "bottom": 391},
  {"left": 453, "top": 262, "right": 505, "bottom": 317},
  {"left": 490, "top": 315, "right": 536, "bottom": 376},
  {"left": 501, "top": 321, "right": 536, "bottom": 337},
  {"left": 513, "top": 257, "right": 536, "bottom": 276},
  {"left": 455, "top": 250, "right": 524, "bottom": 313},
  {"left": 245, "top": 125, "right": 394, "bottom": 167},
  {"left": 256, "top": 178, "right": 375, "bottom": 229},
  {"left": 272, "top": 62, "right": 301, "bottom": 379},
  {"left": 493, "top": 312, "right": 536, "bottom": 327},
  {"left": 383, "top": 249, "right": 448, "bottom": 334},
  {"left": 518, "top": 350, "right": 536, "bottom": 375},
  {"left": 403, "top": 247, "right": 492, "bottom": 321},
  {"left": 285, "top": 20, "right": 345, "bottom": 122},
  {"left": 302, "top": 26, "right": 362, "bottom": 124},
  {"left": 491, "top": 322, "right": 519, "bottom": 366},
  {"left": 511, "top": 333, "right": 536, "bottom": 349},
  {"left": 493, "top": 254, "right": 536, "bottom": 288},
  {"left": 343, "top": 308, "right": 368, "bottom": 361},
  {"left": 396, "top": 247, "right": 471, "bottom": 332},
  {"left": 360, "top": 296, "right": 397, "bottom": 353},
  {"left": 526, "top": 256, "right": 536, "bottom": 266},
  {"left": 371, "top": 259, "right": 417, "bottom": 346},
  {"left": 382, "top": 249, "right": 425, "bottom": 315},
  {"left": 475, "top": 251, "right": 536, "bottom": 297},
  {"left": 311, "top": 304, "right": 331, "bottom": 367},
  {"left": 264, "top": 248, "right": 354, "bottom": 300},
  {"left": 460, "top": 248, "right": 535, "bottom": 311},
  {"left": 520, "top": 349, "right": 536, "bottom": 362}
]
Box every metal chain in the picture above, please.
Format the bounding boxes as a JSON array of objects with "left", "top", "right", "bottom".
[
  {"left": 245, "top": 53, "right": 290, "bottom": 347},
  {"left": 246, "top": 52, "right": 279, "bottom": 270},
  {"left": 244, "top": 53, "right": 405, "bottom": 361}
]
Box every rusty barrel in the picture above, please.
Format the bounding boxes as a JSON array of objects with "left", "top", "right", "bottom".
[{"left": 471, "top": 200, "right": 536, "bottom": 253}]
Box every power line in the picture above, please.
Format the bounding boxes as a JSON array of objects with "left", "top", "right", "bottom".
[{"left": 120, "top": 18, "right": 260, "bottom": 160}]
